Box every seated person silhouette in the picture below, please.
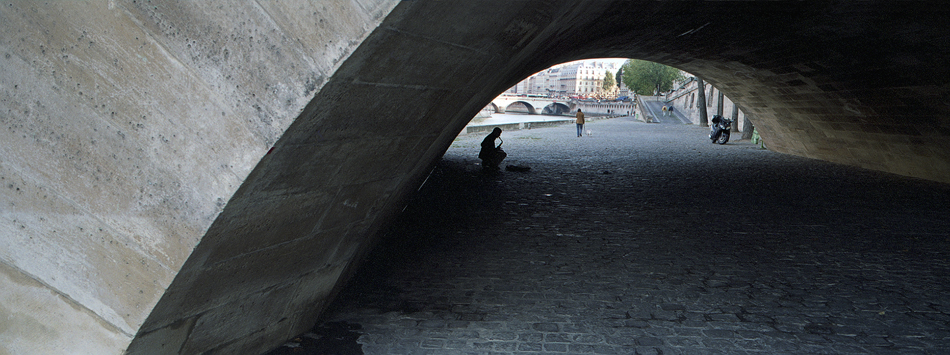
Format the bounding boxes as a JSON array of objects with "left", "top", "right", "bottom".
[{"left": 479, "top": 127, "right": 506, "bottom": 170}]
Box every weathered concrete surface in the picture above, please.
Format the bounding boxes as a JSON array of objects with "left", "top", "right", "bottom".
[
  {"left": 1, "top": 0, "right": 397, "bottom": 353},
  {"left": 2, "top": 1, "right": 950, "bottom": 354}
]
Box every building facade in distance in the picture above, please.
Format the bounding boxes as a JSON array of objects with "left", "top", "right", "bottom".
[{"left": 507, "top": 60, "right": 622, "bottom": 98}]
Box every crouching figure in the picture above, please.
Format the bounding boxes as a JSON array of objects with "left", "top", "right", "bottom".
[{"left": 479, "top": 127, "right": 507, "bottom": 170}]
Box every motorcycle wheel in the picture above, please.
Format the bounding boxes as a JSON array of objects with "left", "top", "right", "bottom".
[{"left": 716, "top": 131, "right": 730, "bottom": 144}]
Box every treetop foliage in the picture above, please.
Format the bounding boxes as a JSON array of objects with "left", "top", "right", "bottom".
[
  {"left": 602, "top": 70, "right": 616, "bottom": 91},
  {"left": 621, "top": 60, "right": 684, "bottom": 95}
]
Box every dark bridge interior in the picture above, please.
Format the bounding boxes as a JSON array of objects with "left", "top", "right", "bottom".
[
  {"left": 5, "top": 1, "right": 950, "bottom": 354},
  {"left": 143, "top": 2, "right": 950, "bottom": 353}
]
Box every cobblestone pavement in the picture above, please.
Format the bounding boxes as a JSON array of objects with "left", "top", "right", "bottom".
[{"left": 274, "top": 117, "right": 950, "bottom": 354}]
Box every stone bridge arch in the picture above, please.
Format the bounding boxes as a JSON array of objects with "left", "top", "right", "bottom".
[
  {"left": 543, "top": 102, "right": 572, "bottom": 115},
  {"left": 505, "top": 100, "right": 539, "bottom": 114},
  {"left": 2, "top": 1, "right": 949, "bottom": 354}
]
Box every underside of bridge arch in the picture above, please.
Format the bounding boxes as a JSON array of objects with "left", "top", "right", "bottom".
[
  {"left": 3, "top": 1, "right": 949, "bottom": 354},
  {"left": 544, "top": 102, "right": 572, "bottom": 115}
]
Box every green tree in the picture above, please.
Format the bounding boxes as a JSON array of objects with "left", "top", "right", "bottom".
[
  {"left": 602, "top": 70, "right": 615, "bottom": 92},
  {"left": 621, "top": 60, "right": 683, "bottom": 95}
]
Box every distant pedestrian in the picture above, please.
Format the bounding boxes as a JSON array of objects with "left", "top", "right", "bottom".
[
  {"left": 667, "top": 106, "right": 674, "bottom": 116},
  {"left": 661, "top": 105, "right": 668, "bottom": 116},
  {"left": 575, "top": 109, "right": 585, "bottom": 137},
  {"left": 479, "top": 127, "right": 506, "bottom": 170}
]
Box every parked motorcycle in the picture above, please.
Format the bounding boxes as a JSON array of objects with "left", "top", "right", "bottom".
[{"left": 709, "top": 115, "right": 732, "bottom": 144}]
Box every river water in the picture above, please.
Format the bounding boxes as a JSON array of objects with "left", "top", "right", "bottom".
[{"left": 468, "top": 112, "right": 571, "bottom": 127}]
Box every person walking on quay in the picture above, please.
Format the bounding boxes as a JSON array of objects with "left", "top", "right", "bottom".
[
  {"left": 479, "top": 127, "right": 506, "bottom": 170},
  {"left": 576, "top": 109, "right": 585, "bottom": 137}
]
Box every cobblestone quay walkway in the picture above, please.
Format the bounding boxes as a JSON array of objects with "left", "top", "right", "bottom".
[{"left": 272, "top": 117, "right": 950, "bottom": 354}]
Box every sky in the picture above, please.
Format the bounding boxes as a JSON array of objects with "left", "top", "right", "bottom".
[
  {"left": 600, "top": 58, "right": 629, "bottom": 66},
  {"left": 559, "top": 58, "right": 628, "bottom": 67}
]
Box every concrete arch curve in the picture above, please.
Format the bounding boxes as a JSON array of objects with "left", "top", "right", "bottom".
[{"left": 3, "top": 1, "right": 949, "bottom": 354}]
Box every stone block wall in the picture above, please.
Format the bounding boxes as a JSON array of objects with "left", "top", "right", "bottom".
[{"left": 0, "top": 1, "right": 398, "bottom": 353}]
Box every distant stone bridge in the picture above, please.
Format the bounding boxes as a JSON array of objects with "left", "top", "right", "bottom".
[{"left": 490, "top": 95, "right": 574, "bottom": 115}]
